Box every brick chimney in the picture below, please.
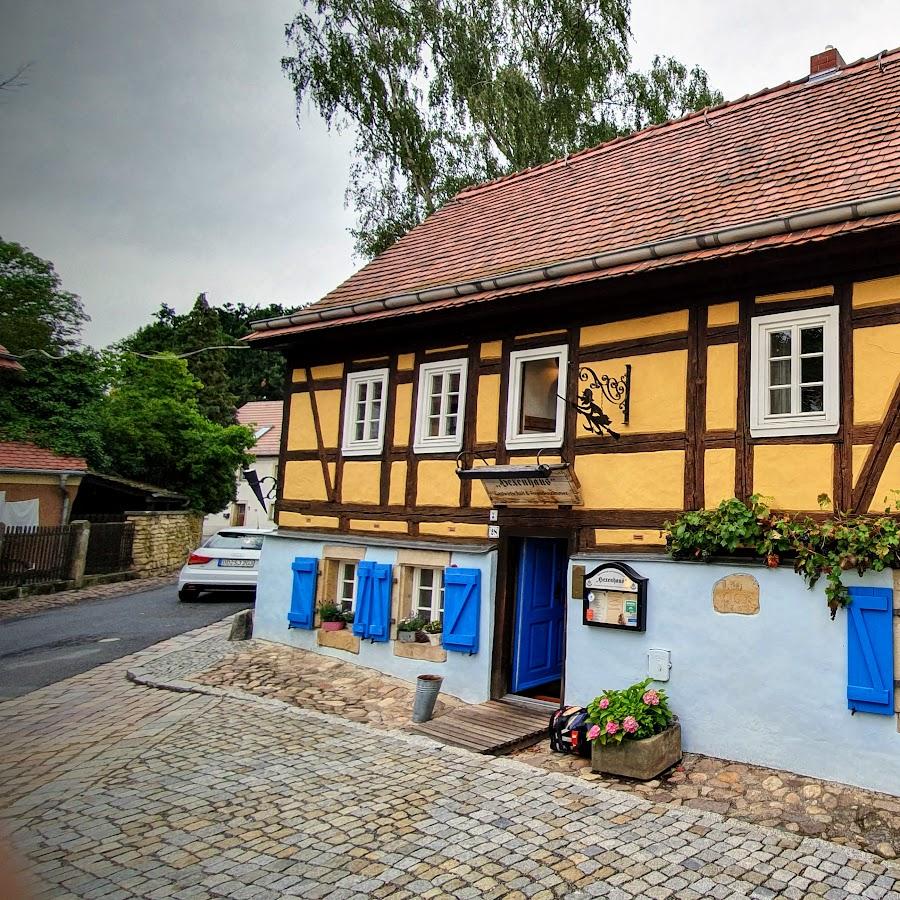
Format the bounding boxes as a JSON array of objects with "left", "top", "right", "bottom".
[{"left": 810, "top": 45, "right": 845, "bottom": 76}]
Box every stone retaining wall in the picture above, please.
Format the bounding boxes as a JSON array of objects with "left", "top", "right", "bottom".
[{"left": 126, "top": 511, "right": 201, "bottom": 576}]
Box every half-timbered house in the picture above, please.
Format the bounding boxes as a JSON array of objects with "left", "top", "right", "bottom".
[{"left": 248, "top": 46, "right": 900, "bottom": 792}]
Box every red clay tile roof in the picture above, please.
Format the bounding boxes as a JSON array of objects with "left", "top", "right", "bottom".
[
  {"left": 0, "top": 344, "right": 24, "bottom": 372},
  {"left": 0, "top": 441, "right": 87, "bottom": 473},
  {"left": 237, "top": 402, "right": 283, "bottom": 456},
  {"left": 249, "top": 46, "right": 900, "bottom": 342}
]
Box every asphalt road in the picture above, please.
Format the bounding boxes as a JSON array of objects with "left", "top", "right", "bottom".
[{"left": 0, "top": 584, "right": 252, "bottom": 700}]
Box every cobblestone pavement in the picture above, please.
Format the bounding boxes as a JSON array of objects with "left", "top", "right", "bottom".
[
  {"left": 516, "top": 745, "right": 900, "bottom": 861},
  {"left": 3, "top": 620, "right": 900, "bottom": 899},
  {"left": 184, "top": 636, "right": 900, "bottom": 861},
  {"left": 0, "top": 574, "right": 177, "bottom": 622},
  {"left": 190, "top": 639, "right": 464, "bottom": 728}
]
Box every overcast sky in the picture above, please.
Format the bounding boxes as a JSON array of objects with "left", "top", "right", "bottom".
[{"left": 2, "top": 1, "right": 899, "bottom": 348}]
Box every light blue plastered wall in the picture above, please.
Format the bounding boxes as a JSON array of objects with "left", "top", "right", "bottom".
[
  {"left": 566, "top": 556, "right": 900, "bottom": 796},
  {"left": 254, "top": 532, "right": 497, "bottom": 704}
]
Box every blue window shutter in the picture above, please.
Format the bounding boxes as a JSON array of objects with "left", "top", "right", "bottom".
[
  {"left": 443, "top": 568, "right": 481, "bottom": 654},
  {"left": 287, "top": 557, "right": 318, "bottom": 629},
  {"left": 352, "top": 561, "right": 376, "bottom": 637},
  {"left": 847, "top": 586, "right": 894, "bottom": 715},
  {"left": 365, "top": 563, "right": 392, "bottom": 642}
]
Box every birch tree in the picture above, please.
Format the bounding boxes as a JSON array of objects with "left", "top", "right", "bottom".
[{"left": 283, "top": 0, "right": 722, "bottom": 256}]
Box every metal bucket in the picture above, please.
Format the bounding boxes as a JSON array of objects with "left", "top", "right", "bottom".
[{"left": 412, "top": 674, "right": 444, "bottom": 723}]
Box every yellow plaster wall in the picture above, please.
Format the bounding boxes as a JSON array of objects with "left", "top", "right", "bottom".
[
  {"left": 278, "top": 512, "right": 339, "bottom": 529},
  {"left": 419, "top": 522, "right": 489, "bottom": 538},
  {"left": 852, "top": 445, "right": 872, "bottom": 487},
  {"left": 756, "top": 286, "right": 833, "bottom": 304},
  {"left": 869, "top": 445, "right": 900, "bottom": 512},
  {"left": 397, "top": 353, "right": 415, "bottom": 371},
  {"left": 704, "top": 448, "right": 736, "bottom": 508},
  {"left": 393, "top": 382, "right": 412, "bottom": 446},
  {"left": 707, "top": 302, "right": 739, "bottom": 327},
  {"left": 576, "top": 351, "right": 687, "bottom": 435},
  {"left": 283, "top": 460, "right": 329, "bottom": 501},
  {"left": 853, "top": 324, "right": 900, "bottom": 424},
  {"left": 481, "top": 341, "right": 502, "bottom": 359},
  {"left": 476, "top": 374, "right": 501, "bottom": 444},
  {"left": 311, "top": 363, "right": 344, "bottom": 380},
  {"left": 389, "top": 461, "right": 407, "bottom": 506},
  {"left": 705, "top": 344, "right": 738, "bottom": 431},
  {"left": 470, "top": 460, "right": 494, "bottom": 508},
  {"left": 415, "top": 460, "right": 460, "bottom": 507},
  {"left": 579, "top": 310, "right": 688, "bottom": 347},
  {"left": 340, "top": 461, "right": 381, "bottom": 505},
  {"left": 292, "top": 368, "right": 306, "bottom": 383},
  {"left": 316, "top": 389, "right": 341, "bottom": 447},
  {"left": 752, "top": 444, "right": 833, "bottom": 510},
  {"left": 853, "top": 275, "right": 900, "bottom": 309},
  {"left": 576, "top": 451, "right": 685, "bottom": 509},
  {"left": 349, "top": 519, "right": 409, "bottom": 534},
  {"left": 287, "top": 393, "right": 316, "bottom": 451},
  {"left": 594, "top": 528, "right": 666, "bottom": 547}
]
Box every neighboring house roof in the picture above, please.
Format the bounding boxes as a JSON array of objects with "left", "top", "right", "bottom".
[
  {"left": 238, "top": 401, "right": 283, "bottom": 456},
  {"left": 0, "top": 441, "right": 88, "bottom": 474},
  {"left": 250, "top": 46, "right": 900, "bottom": 342},
  {"left": 0, "top": 344, "right": 24, "bottom": 372},
  {"left": 81, "top": 471, "right": 186, "bottom": 502}
]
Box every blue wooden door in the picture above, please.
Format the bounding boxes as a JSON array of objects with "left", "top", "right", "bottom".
[{"left": 512, "top": 538, "right": 566, "bottom": 692}]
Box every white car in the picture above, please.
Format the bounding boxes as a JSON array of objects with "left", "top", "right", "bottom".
[{"left": 177, "top": 527, "right": 275, "bottom": 601}]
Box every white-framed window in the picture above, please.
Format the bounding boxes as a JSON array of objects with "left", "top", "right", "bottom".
[
  {"left": 749, "top": 305, "right": 839, "bottom": 437},
  {"left": 337, "top": 560, "right": 357, "bottom": 613},
  {"left": 411, "top": 566, "right": 444, "bottom": 622},
  {"left": 341, "top": 368, "right": 389, "bottom": 455},
  {"left": 505, "top": 344, "right": 569, "bottom": 450},
  {"left": 413, "top": 358, "right": 468, "bottom": 453}
]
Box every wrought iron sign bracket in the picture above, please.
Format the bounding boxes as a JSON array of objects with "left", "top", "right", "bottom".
[{"left": 563, "top": 363, "right": 632, "bottom": 439}]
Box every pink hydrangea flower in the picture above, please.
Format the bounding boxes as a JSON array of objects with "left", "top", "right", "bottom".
[
  {"left": 598, "top": 697, "right": 610, "bottom": 710},
  {"left": 642, "top": 690, "right": 660, "bottom": 706},
  {"left": 586, "top": 724, "right": 601, "bottom": 741},
  {"left": 622, "top": 716, "right": 638, "bottom": 734},
  {"left": 605, "top": 720, "right": 619, "bottom": 735}
]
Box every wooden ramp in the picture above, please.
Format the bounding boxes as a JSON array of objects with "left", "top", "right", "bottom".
[{"left": 410, "top": 699, "right": 552, "bottom": 755}]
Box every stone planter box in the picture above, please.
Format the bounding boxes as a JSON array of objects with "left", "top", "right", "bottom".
[{"left": 591, "top": 720, "right": 681, "bottom": 780}]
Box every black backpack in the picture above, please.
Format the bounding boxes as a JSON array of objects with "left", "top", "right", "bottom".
[{"left": 549, "top": 705, "right": 592, "bottom": 757}]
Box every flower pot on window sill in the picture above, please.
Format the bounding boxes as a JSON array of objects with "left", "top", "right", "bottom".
[
  {"left": 321, "top": 620, "right": 345, "bottom": 632},
  {"left": 591, "top": 720, "right": 681, "bottom": 781},
  {"left": 425, "top": 633, "right": 442, "bottom": 647},
  {"left": 398, "top": 631, "right": 417, "bottom": 643}
]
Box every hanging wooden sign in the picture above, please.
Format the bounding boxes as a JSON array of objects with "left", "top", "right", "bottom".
[
  {"left": 583, "top": 561, "right": 647, "bottom": 631},
  {"left": 456, "top": 463, "right": 582, "bottom": 507}
]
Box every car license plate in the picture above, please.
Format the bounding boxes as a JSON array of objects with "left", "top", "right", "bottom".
[{"left": 219, "top": 559, "right": 255, "bottom": 568}]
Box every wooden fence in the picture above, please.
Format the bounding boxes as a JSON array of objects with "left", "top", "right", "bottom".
[{"left": 0, "top": 524, "right": 77, "bottom": 587}]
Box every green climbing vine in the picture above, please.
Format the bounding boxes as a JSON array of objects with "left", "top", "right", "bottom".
[{"left": 664, "top": 494, "right": 900, "bottom": 618}]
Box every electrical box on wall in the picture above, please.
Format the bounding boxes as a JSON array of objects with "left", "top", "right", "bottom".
[{"left": 648, "top": 649, "right": 671, "bottom": 681}]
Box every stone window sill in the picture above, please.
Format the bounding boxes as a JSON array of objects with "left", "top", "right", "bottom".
[
  {"left": 393, "top": 640, "right": 446, "bottom": 663},
  {"left": 317, "top": 628, "right": 360, "bottom": 654}
]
